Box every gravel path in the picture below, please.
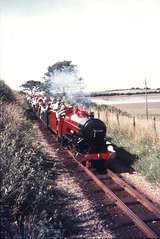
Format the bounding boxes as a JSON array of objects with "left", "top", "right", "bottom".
[{"left": 121, "top": 172, "right": 160, "bottom": 207}]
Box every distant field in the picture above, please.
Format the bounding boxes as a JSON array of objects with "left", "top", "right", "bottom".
[
  {"left": 90, "top": 94, "right": 160, "bottom": 116},
  {"left": 113, "top": 102, "right": 160, "bottom": 115}
]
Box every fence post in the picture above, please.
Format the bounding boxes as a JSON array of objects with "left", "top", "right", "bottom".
[
  {"left": 153, "top": 116, "right": 157, "bottom": 140},
  {"left": 97, "top": 106, "right": 100, "bottom": 119},
  {"left": 105, "top": 110, "right": 108, "bottom": 125},
  {"left": 133, "top": 116, "right": 136, "bottom": 139},
  {"left": 116, "top": 113, "right": 120, "bottom": 127},
  {"left": 133, "top": 116, "right": 136, "bottom": 129}
]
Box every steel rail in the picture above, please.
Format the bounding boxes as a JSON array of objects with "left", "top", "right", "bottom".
[
  {"left": 107, "top": 169, "right": 160, "bottom": 219},
  {"left": 67, "top": 150, "right": 158, "bottom": 239}
]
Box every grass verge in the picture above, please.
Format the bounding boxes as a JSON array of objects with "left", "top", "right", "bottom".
[
  {"left": 0, "top": 82, "right": 73, "bottom": 238},
  {"left": 90, "top": 104, "right": 160, "bottom": 185}
]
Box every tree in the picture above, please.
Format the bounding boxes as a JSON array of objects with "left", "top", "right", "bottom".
[
  {"left": 20, "top": 80, "right": 44, "bottom": 95},
  {"left": 42, "top": 61, "right": 84, "bottom": 98},
  {"left": 41, "top": 76, "right": 53, "bottom": 96},
  {"left": 47, "top": 61, "right": 76, "bottom": 74}
]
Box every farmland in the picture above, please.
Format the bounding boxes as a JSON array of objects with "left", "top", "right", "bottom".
[{"left": 90, "top": 93, "right": 160, "bottom": 117}]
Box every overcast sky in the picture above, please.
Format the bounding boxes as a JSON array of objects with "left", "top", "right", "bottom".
[{"left": 1, "top": 0, "right": 160, "bottom": 91}]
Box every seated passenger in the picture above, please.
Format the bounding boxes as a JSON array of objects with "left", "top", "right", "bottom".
[
  {"left": 40, "top": 103, "right": 46, "bottom": 117},
  {"left": 51, "top": 99, "right": 59, "bottom": 111},
  {"left": 59, "top": 102, "right": 66, "bottom": 111},
  {"left": 46, "top": 102, "right": 52, "bottom": 111},
  {"left": 56, "top": 102, "right": 67, "bottom": 118},
  {"left": 31, "top": 97, "right": 37, "bottom": 109},
  {"left": 26, "top": 95, "right": 32, "bottom": 104}
]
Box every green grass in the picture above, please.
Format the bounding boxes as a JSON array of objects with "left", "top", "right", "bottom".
[
  {"left": 90, "top": 104, "right": 160, "bottom": 185},
  {"left": 109, "top": 124, "right": 160, "bottom": 184},
  {"left": 0, "top": 102, "right": 65, "bottom": 238},
  {"left": 0, "top": 81, "right": 72, "bottom": 238}
]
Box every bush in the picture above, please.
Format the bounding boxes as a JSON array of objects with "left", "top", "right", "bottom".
[
  {"left": 0, "top": 102, "right": 67, "bottom": 238},
  {"left": 0, "top": 80, "right": 16, "bottom": 102}
]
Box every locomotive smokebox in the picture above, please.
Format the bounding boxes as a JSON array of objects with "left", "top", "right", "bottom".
[{"left": 81, "top": 118, "right": 106, "bottom": 144}]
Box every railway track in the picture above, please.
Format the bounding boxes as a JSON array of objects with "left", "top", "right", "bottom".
[
  {"left": 67, "top": 150, "right": 160, "bottom": 239},
  {"left": 35, "top": 120, "right": 160, "bottom": 238}
]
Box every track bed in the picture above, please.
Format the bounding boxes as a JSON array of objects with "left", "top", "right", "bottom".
[{"left": 34, "top": 120, "right": 160, "bottom": 238}]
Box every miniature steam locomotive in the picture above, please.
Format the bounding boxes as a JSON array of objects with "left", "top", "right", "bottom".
[{"left": 29, "top": 96, "right": 116, "bottom": 170}]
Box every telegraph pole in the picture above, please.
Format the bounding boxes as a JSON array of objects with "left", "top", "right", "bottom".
[{"left": 145, "top": 78, "right": 149, "bottom": 120}]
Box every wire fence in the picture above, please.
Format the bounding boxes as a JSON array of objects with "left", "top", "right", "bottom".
[{"left": 88, "top": 105, "right": 160, "bottom": 143}]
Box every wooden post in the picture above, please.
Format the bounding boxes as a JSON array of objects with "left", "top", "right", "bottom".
[
  {"left": 153, "top": 116, "right": 157, "bottom": 140},
  {"left": 116, "top": 113, "right": 120, "bottom": 127},
  {"left": 133, "top": 116, "right": 136, "bottom": 129},
  {"left": 97, "top": 106, "right": 100, "bottom": 119},
  {"left": 105, "top": 110, "right": 108, "bottom": 125},
  {"left": 133, "top": 116, "right": 136, "bottom": 138}
]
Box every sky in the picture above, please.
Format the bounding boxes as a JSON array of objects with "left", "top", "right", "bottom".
[{"left": 0, "top": 0, "right": 160, "bottom": 91}]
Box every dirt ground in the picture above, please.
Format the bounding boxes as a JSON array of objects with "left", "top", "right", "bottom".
[{"left": 121, "top": 171, "right": 160, "bottom": 207}]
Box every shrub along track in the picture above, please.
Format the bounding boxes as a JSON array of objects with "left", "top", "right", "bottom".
[{"left": 34, "top": 120, "right": 160, "bottom": 238}]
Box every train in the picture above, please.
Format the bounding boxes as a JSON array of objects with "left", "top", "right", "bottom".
[{"left": 28, "top": 96, "right": 116, "bottom": 170}]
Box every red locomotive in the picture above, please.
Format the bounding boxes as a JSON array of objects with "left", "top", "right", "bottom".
[{"left": 29, "top": 96, "right": 116, "bottom": 170}]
